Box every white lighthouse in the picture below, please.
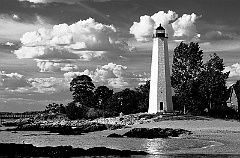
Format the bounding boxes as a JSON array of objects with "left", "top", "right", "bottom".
[{"left": 148, "top": 24, "right": 173, "bottom": 113}]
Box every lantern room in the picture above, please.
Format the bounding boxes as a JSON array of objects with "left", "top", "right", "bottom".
[{"left": 153, "top": 24, "right": 166, "bottom": 38}]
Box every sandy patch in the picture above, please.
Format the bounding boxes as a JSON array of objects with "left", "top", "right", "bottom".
[{"left": 97, "top": 118, "right": 240, "bottom": 155}]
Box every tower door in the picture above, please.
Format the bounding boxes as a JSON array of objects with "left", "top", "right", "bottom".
[{"left": 160, "top": 102, "right": 164, "bottom": 111}]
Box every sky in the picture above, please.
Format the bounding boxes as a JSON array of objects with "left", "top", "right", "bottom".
[{"left": 0, "top": 0, "right": 240, "bottom": 112}]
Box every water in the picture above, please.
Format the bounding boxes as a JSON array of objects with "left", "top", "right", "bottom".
[{"left": 0, "top": 127, "right": 238, "bottom": 158}]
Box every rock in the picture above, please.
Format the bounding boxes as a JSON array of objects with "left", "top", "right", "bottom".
[
  {"left": 122, "top": 128, "right": 192, "bottom": 139},
  {"left": 2, "top": 118, "right": 32, "bottom": 127},
  {"left": 54, "top": 126, "right": 82, "bottom": 135},
  {"left": 107, "top": 133, "right": 123, "bottom": 138},
  {"left": 6, "top": 121, "right": 124, "bottom": 135},
  {"left": 0, "top": 143, "right": 148, "bottom": 157},
  {"left": 105, "top": 124, "right": 125, "bottom": 130}
]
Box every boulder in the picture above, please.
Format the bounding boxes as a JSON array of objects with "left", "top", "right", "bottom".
[
  {"left": 107, "top": 133, "right": 123, "bottom": 138},
  {"left": 122, "top": 128, "right": 192, "bottom": 138}
]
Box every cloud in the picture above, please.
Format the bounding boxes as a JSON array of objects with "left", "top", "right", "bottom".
[
  {"left": 4, "top": 42, "right": 15, "bottom": 46},
  {"left": 0, "top": 71, "right": 31, "bottom": 90},
  {"left": 114, "top": 41, "right": 137, "bottom": 52},
  {"left": 14, "top": 18, "right": 135, "bottom": 72},
  {"left": 74, "top": 51, "right": 106, "bottom": 61},
  {"left": 28, "top": 77, "right": 69, "bottom": 93},
  {"left": 63, "top": 62, "right": 150, "bottom": 89},
  {"left": 202, "top": 31, "right": 233, "bottom": 41},
  {"left": 200, "top": 40, "right": 240, "bottom": 53},
  {"left": 64, "top": 62, "right": 130, "bottom": 88},
  {"left": 15, "top": 47, "right": 80, "bottom": 59},
  {"left": 130, "top": 10, "right": 200, "bottom": 42},
  {"left": 0, "top": 70, "right": 71, "bottom": 93},
  {"left": 224, "top": 63, "right": 240, "bottom": 77},
  {"left": 151, "top": 10, "right": 177, "bottom": 38},
  {"left": 172, "top": 13, "right": 199, "bottom": 40},
  {"left": 17, "top": 18, "right": 117, "bottom": 50},
  {"left": 130, "top": 15, "right": 155, "bottom": 42},
  {"left": 108, "top": 78, "right": 128, "bottom": 88},
  {"left": 0, "top": 14, "right": 51, "bottom": 42},
  {"left": 36, "top": 60, "right": 78, "bottom": 72}
]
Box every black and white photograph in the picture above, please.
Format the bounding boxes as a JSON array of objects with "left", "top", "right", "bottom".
[{"left": 0, "top": 0, "right": 240, "bottom": 157}]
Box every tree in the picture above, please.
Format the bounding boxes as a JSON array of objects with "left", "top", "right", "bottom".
[
  {"left": 107, "top": 88, "right": 139, "bottom": 115},
  {"left": 70, "top": 75, "right": 95, "bottom": 107},
  {"left": 93, "top": 85, "right": 113, "bottom": 110},
  {"left": 45, "top": 103, "right": 66, "bottom": 114},
  {"left": 65, "top": 102, "right": 88, "bottom": 120},
  {"left": 198, "top": 53, "right": 229, "bottom": 115},
  {"left": 135, "top": 80, "right": 150, "bottom": 112},
  {"left": 171, "top": 42, "right": 203, "bottom": 113}
]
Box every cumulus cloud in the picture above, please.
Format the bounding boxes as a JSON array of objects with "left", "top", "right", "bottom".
[
  {"left": 224, "top": 63, "right": 240, "bottom": 77},
  {"left": 64, "top": 63, "right": 127, "bottom": 80},
  {"left": 14, "top": 18, "right": 134, "bottom": 72},
  {"left": 130, "top": 15, "right": 155, "bottom": 42},
  {"left": 63, "top": 62, "right": 150, "bottom": 89},
  {"left": 0, "top": 71, "right": 31, "bottom": 90},
  {"left": 130, "top": 10, "right": 200, "bottom": 42},
  {"left": 64, "top": 63, "right": 130, "bottom": 88},
  {"left": 36, "top": 60, "right": 78, "bottom": 72},
  {"left": 172, "top": 13, "right": 199, "bottom": 39},
  {"left": 17, "top": 18, "right": 117, "bottom": 49}
]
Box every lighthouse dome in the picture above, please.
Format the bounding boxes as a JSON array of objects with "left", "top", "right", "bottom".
[
  {"left": 153, "top": 24, "right": 166, "bottom": 38},
  {"left": 156, "top": 24, "right": 165, "bottom": 31}
]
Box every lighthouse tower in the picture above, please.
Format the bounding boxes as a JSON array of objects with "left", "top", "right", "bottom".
[{"left": 148, "top": 24, "right": 173, "bottom": 113}]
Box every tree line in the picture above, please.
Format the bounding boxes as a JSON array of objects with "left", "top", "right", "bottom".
[
  {"left": 44, "top": 42, "right": 240, "bottom": 120},
  {"left": 45, "top": 77, "right": 150, "bottom": 120}
]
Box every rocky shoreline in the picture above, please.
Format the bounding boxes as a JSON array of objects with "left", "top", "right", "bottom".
[
  {"left": 0, "top": 143, "right": 147, "bottom": 157},
  {"left": 108, "top": 127, "right": 192, "bottom": 139},
  {"left": 6, "top": 121, "right": 126, "bottom": 135},
  {"left": 4, "top": 113, "right": 202, "bottom": 136}
]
